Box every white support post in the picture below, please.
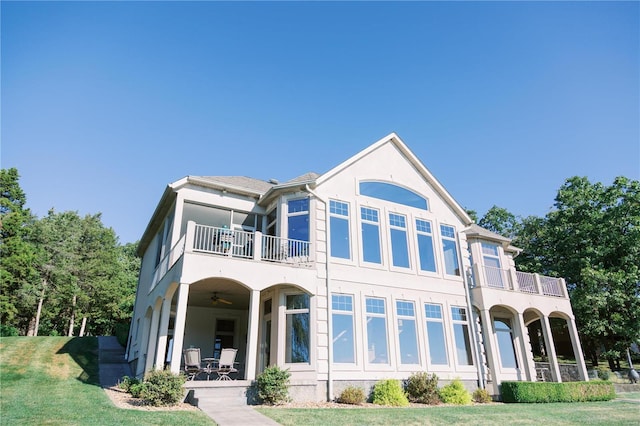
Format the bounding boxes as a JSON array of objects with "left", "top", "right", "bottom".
[
  {"left": 541, "top": 316, "right": 562, "bottom": 382},
  {"left": 253, "top": 231, "right": 263, "bottom": 261},
  {"left": 515, "top": 312, "right": 537, "bottom": 381},
  {"left": 245, "top": 289, "right": 261, "bottom": 380},
  {"left": 169, "top": 283, "right": 190, "bottom": 374},
  {"left": 154, "top": 297, "right": 173, "bottom": 370},
  {"left": 533, "top": 273, "right": 543, "bottom": 295},
  {"left": 185, "top": 221, "right": 196, "bottom": 254},
  {"left": 567, "top": 317, "right": 589, "bottom": 381}
]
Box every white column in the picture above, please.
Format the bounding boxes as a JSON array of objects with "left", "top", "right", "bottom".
[
  {"left": 514, "top": 312, "right": 536, "bottom": 381},
  {"left": 541, "top": 316, "right": 562, "bottom": 382},
  {"left": 169, "top": 283, "right": 190, "bottom": 374},
  {"left": 154, "top": 297, "right": 173, "bottom": 370},
  {"left": 144, "top": 305, "right": 161, "bottom": 373},
  {"left": 244, "top": 289, "right": 261, "bottom": 380},
  {"left": 567, "top": 317, "right": 589, "bottom": 381},
  {"left": 479, "top": 309, "right": 501, "bottom": 394}
]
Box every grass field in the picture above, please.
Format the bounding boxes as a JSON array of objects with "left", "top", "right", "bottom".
[
  {"left": 1, "top": 336, "right": 638, "bottom": 426},
  {"left": 0, "top": 336, "right": 213, "bottom": 426}
]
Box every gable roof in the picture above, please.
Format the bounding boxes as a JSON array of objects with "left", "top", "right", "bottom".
[
  {"left": 314, "top": 133, "right": 473, "bottom": 225},
  {"left": 193, "top": 176, "right": 275, "bottom": 194},
  {"left": 464, "top": 223, "right": 511, "bottom": 243}
]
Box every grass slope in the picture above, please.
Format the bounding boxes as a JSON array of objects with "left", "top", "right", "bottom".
[{"left": 0, "top": 336, "right": 213, "bottom": 426}]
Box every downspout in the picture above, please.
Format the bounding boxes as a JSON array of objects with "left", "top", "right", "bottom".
[
  {"left": 457, "top": 233, "right": 486, "bottom": 390},
  {"left": 305, "top": 184, "right": 333, "bottom": 401}
]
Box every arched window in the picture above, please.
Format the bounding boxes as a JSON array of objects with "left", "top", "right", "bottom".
[{"left": 359, "top": 181, "right": 428, "bottom": 210}]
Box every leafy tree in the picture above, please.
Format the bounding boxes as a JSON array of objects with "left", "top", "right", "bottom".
[
  {"left": 515, "top": 177, "right": 640, "bottom": 368},
  {"left": 0, "top": 168, "right": 40, "bottom": 332},
  {"left": 478, "top": 205, "right": 521, "bottom": 239}
]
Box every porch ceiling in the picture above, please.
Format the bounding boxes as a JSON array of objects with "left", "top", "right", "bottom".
[{"left": 187, "top": 279, "right": 250, "bottom": 310}]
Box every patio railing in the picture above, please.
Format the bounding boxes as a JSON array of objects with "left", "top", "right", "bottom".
[{"left": 470, "top": 264, "right": 567, "bottom": 299}]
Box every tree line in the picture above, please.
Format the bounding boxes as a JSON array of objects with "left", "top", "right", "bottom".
[{"left": 1, "top": 168, "right": 140, "bottom": 337}]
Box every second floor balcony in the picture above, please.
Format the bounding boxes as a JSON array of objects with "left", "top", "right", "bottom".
[
  {"left": 470, "top": 263, "right": 568, "bottom": 299},
  {"left": 151, "top": 221, "right": 313, "bottom": 291}
]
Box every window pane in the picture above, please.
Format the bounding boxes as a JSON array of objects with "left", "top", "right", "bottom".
[
  {"left": 417, "top": 234, "right": 436, "bottom": 272},
  {"left": 286, "top": 312, "right": 310, "bottom": 363},
  {"left": 288, "top": 198, "right": 309, "bottom": 213},
  {"left": 360, "top": 181, "right": 428, "bottom": 210},
  {"left": 425, "top": 304, "right": 442, "bottom": 319},
  {"left": 366, "top": 298, "right": 385, "bottom": 314},
  {"left": 362, "top": 222, "right": 381, "bottom": 264},
  {"left": 426, "top": 321, "right": 448, "bottom": 365},
  {"left": 332, "top": 294, "right": 353, "bottom": 311},
  {"left": 398, "top": 318, "right": 419, "bottom": 364},
  {"left": 366, "top": 316, "right": 388, "bottom": 364},
  {"left": 286, "top": 294, "right": 309, "bottom": 310},
  {"left": 330, "top": 216, "right": 350, "bottom": 259},
  {"left": 453, "top": 323, "right": 473, "bottom": 365},
  {"left": 288, "top": 214, "right": 309, "bottom": 242},
  {"left": 332, "top": 313, "right": 355, "bottom": 363},
  {"left": 451, "top": 307, "right": 467, "bottom": 321},
  {"left": 442, "top": 239, "right": 460, "bottom": 275},
  {"left": 396, "top": 301, "right": 415, "bottom": 317},
  {"left": 495, "top": 319, "right": 518, "bottom": 368},
  {"left": 330, "top": 200, "right": 349, "bottom": 216},
  {"left": 390, "top": 228, "right": 410, "bottom": 268}
]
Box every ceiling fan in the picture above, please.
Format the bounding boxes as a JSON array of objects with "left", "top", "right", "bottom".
[{"left": 211, "top": 292, "right": 232, "bottom": 305}]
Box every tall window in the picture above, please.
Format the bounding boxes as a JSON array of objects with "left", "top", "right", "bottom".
[
  {"left": 285, "top": 294, "right": 310, "bottom": 363},
  {"left": 330, "top": 200, "right": 351, "bottom": 259},
  {"left": 451, "top": 307, "right": 473, "bottom": 365},
  {"left": 495, "top": 318, "right": 518, "bottom": 368},
  {"left": 424, "top": 303, "right": 448, "bottom": 365},
  {"left": 482, "top": 242, "right": 503, "bottom": 287},
  {"left": 332, "top": 294, "right": 355, "bottom": 363},
  {"left": 396, "top": 300, "right": 419, "bottom": 364},
  {"left": 416, "top": 219, "right": 436, "bottom": 272},
  {"left": 361, "top": 207, "right": 382, "bottom": 264},
  {"left": 440, "top": 225, "right": 460, "bottom": 276},
  {"left": 288, "top": 199, "right": 309, "bottom": 241},
  {"left": 389, "top": 213, "right": 410, "bottom": 268},
  {"left": 365, "top": 297, "right": 389, "bottom": 364}
]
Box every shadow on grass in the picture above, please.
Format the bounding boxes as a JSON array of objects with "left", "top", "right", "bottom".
[{"left": 57, "top": 337, "right": 101, "bottom": 386}]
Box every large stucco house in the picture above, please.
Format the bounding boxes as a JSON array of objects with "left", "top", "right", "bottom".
[{"left": 126, "top": 133, "right": 589, "bottom": 401}]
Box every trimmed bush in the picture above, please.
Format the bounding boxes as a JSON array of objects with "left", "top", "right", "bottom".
[
  {"left": 0, "top": 324, "right": 19, "bottom": 336},
  {"left": 257, "top": 365, "right": 291, "bottom": 405},
  {"left": 500, "top": 381, "right": 616, "bottom": 403},
  {"left": 597, "top": 368, "right": 610, "bottom": 381},
  {"left": 129, "top": 382, "right": 146, "bottom": 399},
  {"left": 140, "top": 369, "right": 186, "bottom": 406},
  {"left": 405, "top": 372, "right": 441, "bottom": 404},
  {"left": 472, "top": 388, "right": 493, "bottom": 403},
  {"left": 337, "top": 386, "right": 366, "bottom": 405},
  {"left": 372, "top": 379, "right": 409, "bottom": 407},
  {"left": 439, "top": 379, "right": 472, "bottom": 405},
  {"left": 118, "top": 376, "right": 141, "bottom": 393}
]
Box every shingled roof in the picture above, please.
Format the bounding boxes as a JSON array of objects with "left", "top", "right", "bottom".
[{"left": 195, "top": 176, "right": 276, "bottom": 194}]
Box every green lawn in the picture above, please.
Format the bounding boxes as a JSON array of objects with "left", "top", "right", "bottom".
[
  {"left": 258, "top": 395, "right": 640, "bottom": 426},
  {"left": 0, "top": 336, "right": 214, "bottom": 426}
]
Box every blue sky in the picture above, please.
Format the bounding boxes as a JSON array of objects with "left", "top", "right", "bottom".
[{"left": 2, "top": 1, "right": 638, "bottom": 244}]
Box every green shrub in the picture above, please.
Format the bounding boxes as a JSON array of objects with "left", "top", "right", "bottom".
[
  {"left": 139, "top": 369, "right": 186, "bottom": 406},
  {"left": 472, "top": 388, "right": 493, "bottom": 403},
  {"left": 500, "top": 381, "right": 616, "bottom": 403},
  {"left": 597, "top": 368, "right": 610, "bottom": 381},
  {"left": 256, "top": 365, "right": 291, "bottom": 405},
  {"left": 405, "top": 372, "right": 440, "bottom": 404},
  {"left": 337, "top": 386, "right": 366, "bottom": 405},
  {"left": 129, "top": 382, "right": 146, "bottom": 398},
  {"left": 371, "top": 379, "right": 409, "bottom": 407},
  {"left": 439, "top": 379, "right": 472, "bottom": 405},
  {"left": 118, "top": 376, "right": 141, "bottom": 393},
  {"left": 0, "top": 324, "right": 19, "bottom": 336}
]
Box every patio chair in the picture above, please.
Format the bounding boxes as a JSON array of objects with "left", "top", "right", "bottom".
[
  {"left": 183, "top": 348, "right": 210, "bottom": 381},
  {"left": 211, "top": 348, "right": 239, "bottom": 380}
]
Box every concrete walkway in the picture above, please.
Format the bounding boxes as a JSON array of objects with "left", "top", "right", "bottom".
[{"left": 97, "top": 337, "right": 279, "bottom": 425}]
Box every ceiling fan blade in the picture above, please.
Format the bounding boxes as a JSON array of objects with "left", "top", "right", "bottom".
[{"left": 219, "top": 298, "right": 233, "bottom": 305}]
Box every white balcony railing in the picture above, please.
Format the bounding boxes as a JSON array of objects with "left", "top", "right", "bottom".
[{"left": 471, "top": 264, "right": 567, "bottom": 299}]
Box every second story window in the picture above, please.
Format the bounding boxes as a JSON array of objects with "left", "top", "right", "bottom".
[
  {"left": 416, "top": 219, "right": 436, "bottom": 272},
  {"left": 440, "top": 224, "right": 460, "bottom": 276},
  {"left": 361, "top": 207, "right": 382, "bottom": 264},
  {"left": 288, "top": 198, "right": 309, "bottom": 242},
  {"left": 481, "top": 242, "right": 503, "bottom": 287},
  {"left": 329, "top": 200, "right": 351, "bottom": 259},
  {"left": 389, "top": 213, "right": 410, "bottom": 268}
]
